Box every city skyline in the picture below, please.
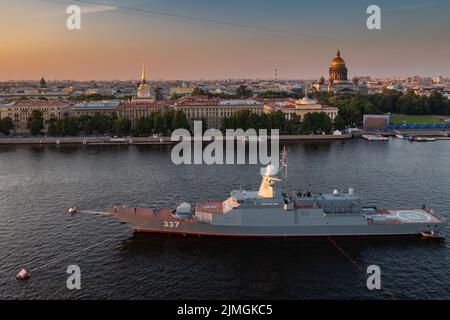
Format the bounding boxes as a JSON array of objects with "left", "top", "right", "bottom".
[{"left": 1, "top": 0, "right": 450, "bottom": 81}]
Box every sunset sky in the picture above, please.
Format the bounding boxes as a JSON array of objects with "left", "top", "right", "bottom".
[{"left": 1, "top": 0, "right": 449, "bottom": 81}]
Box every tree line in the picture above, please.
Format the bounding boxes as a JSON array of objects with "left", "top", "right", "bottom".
[
  {"left": 25, "top": 109, "right": 191, "bottom": 137},
  {"left": 0, "top": 117, "right": 14, "bottom": 135},
  {"left": 193, "top": 86, "right": 450, "bottom": 128},
  {"left": 23, "top": 108, "right": 338, "bottom": 137},
  {"left": 133, "top": 109, "right": 190, "bottom": 136},
  {"left": 313, "top": 90, "right": 450, "bottom": 127},
  {"left": 6, "top": 89, "right": 449, "bottom": 136},
  {"left": 220, "top": 109, "right": 342, "bottom": 135}
]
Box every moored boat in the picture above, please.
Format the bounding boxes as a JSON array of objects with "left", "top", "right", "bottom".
[
  {"left": 362, "top": 134, "right": 389, "bottom": 141},
  {"left": 408, "top": 135, "right": 436, "bottom": 142}
]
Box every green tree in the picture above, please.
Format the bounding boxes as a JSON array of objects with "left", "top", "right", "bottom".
[
  {"left": 79, "top": 116, "right": 94, "bottom": 135},
  {"left": 220, "top": 117, "right": 231, "bottom": 133},
  {"left": 162, "top": 109, "right": 175, "bottom": 134},
  {"left": 220, "top": 110, "right": 298, "bottom": 134},
  {"left": 236, "top": 85, "right": 253, "bottom": 99},
  {"left": 64, "top": 118, "right": 80, "bottom": 136},
  {"left": 257, "top": 91, "right": 296, "bottom": 99},
  {"left": 113, "top": 117, "right": 132, "bottom": 136},
  {"left": 91, "top": 112, "right": 114, "bottom": 134},
  {"left": 47, "top": 118, "right": 59, "bottom": 136},
  {"left": 269, "top": 111, "right": 286, "bottom": 131},
  {"left": 0, "top": 117, "right": 14, "bottom": 135},
  {"left": 27, "top": 110, "right": 44, "bottom": 136},
  {"left": 172, "top": 110, "right": 190, "bottom": 131},
  {"left": 333, "top": 114, "right": 346, "bottom": 131},
  {"left": 192, "top": 87, "right": 209, "bottom": 96},
  {"left": 153, "top": 112, "right": 163, "bottom": 134},
  {"left": 301, "top": 112, "right": 333, "bottom": 134},
  {"left": 285, "top": 115, "right": 300, "bottom": 134},
  {"left": 134, "top": 116, "right": 153, "bottom": 136},
  {"left": 332, "top": 95, "right": 377, "bottom": 127}
]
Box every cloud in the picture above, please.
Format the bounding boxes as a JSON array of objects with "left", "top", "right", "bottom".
[
  {"left": 80, "top": 4, "right": 118, "bottom": 14},
  {"left": 43, "top": 2, "right": 118, "bottom": 16}
]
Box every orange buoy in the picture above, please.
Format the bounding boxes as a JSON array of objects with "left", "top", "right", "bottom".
[{"left": 16, "top": 267, "right": 31, "bottom": 280}]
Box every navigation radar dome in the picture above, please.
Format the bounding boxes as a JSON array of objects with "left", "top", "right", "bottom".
[
  {"left": 265, "top": 165, "right": 278, "bottom": 176},
  {"left": 176, "top": 202, "right": 192, "bottom": 217}
]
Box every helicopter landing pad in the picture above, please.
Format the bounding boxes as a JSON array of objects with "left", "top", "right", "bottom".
[{"left": 388, "top": 209, "right": 440, "bottom": 223}]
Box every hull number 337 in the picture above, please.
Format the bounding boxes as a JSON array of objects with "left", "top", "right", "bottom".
[{"left": 163, "top": 221, "right": 180, "bottom": 228}]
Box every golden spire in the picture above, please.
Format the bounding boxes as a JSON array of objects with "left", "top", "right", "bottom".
[{"left": 141, "top": 63, "right": 146, "bottom": 84}]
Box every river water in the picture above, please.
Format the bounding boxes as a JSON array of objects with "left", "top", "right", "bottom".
[{"left": 0, "top": 139, "right": 449, "bottom": 299}]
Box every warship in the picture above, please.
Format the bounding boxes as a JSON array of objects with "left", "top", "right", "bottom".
[{"left": 104, "top": 149, "right": 446, "bottom": 238}]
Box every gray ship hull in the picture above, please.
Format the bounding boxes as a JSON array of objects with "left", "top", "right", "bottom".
[
  {"left": 110, "top": 207, "right": 446, "bottom": 238},
  {"left": 108, "top": 158, "right": 446, "bottom": 238}
]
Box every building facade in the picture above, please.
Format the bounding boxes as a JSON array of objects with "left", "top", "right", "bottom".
[
  {"left": 264, "top": 94, "right": 338, "bottom": 122},
  {"left": 173, "top": 96, "right": 264, "bottom": 128},
  {"left": 169, "top": 86, "right": 195, "bottom": 97},
  {"left": 70, "top": 101, "right": 119, "bottom": 117},
  {"left": 117, "top": 101, "right": 167, "bottom": 125},
  {"left": 0, "top": 100, "right": 71, "bottom": 134}
]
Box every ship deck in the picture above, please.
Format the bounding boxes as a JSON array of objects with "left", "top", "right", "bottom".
[
  {"left": 366, "top": 208, "right": 444, "bottom": 225},
  {"left": 109, "top": 206, "right": 445, "bottom": 226}
]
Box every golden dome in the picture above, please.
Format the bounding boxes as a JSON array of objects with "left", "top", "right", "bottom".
[{"left": 331, "top": 50, "right": 346, "bottom": 67}]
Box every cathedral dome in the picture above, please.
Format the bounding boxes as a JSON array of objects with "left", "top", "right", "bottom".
[
  {"left": 329, "top": 50, "right": 348, "bottom": 82},
  {"left": 331, "top": 50, "right": 346, "bottom": 67},
  {"left": 39, "top": 77, "right": 47, "bottom": 88}
]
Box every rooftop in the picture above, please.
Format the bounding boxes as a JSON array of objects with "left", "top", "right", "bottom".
[
  {"left": 118, "top": 101, "right": 169, "bottom": 109},
  {"left": 174, "top": 96, "right": 220, "bottom": 106},
  {"left": 219, "top": 99, "right": 262, "bottom": 106},
  {"left": 9, "top": 100, "right": 72, "bottom": 108},
  {"left": 73, "top": 101, "right": 119, "bottom": 109},
  {"left": 175, "top": 96, "right": 263, "bottom": 107}
]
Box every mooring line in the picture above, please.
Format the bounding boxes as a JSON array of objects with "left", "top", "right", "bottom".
[
  {"left": 26, "top": 209, "right": 146, "bottom": 274},
  {"left": 326, "top": 236, "right": 397, "bottom": 300},
  {"left": 326, "top": 236, "right": 365, "bottom": 272},
  {"left": 78, "top": 210, "right": 112, "bottom": 216},
  {"left": 22, "top": 209, "right": 122, "bottom": 273},
  {"left": 29, "top": 234, "right": 122, "bottom": 272}
]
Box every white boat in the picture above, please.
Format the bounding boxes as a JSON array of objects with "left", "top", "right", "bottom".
[
  {"left": 408, "top": 136, "right": 436, "bottom": 142},
  {"left": 362, "top": 135, "right": 389, "bottom": 141},
  {"left": 415, "top": 137, "right": 436, "bottom": 142}
]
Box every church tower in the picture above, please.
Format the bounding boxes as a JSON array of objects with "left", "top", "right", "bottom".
[{"left": 137, "top": 63, "right": 151, "bottom": 99}]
